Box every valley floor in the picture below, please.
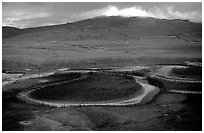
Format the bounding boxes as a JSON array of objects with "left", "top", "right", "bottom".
[
  {"left": 2, "top": 64, "right": 202, "bottom": 131},
  {"left": 2, "top": 36, "right": 202, "bottom": 131}
]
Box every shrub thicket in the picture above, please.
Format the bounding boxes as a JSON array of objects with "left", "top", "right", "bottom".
[
  {"left": 30, "top": 72, "right": 142, "bottom": 102},
  {"left": 171, "top": 65, "right": 202, "bottom": 79}
]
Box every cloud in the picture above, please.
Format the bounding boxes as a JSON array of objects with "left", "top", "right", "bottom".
[
  {"left": 76, "top": 5, "right": 154, "bottom": 19},
  {"left": 3, "top": 12, "right": 52, "bottom": 28},
  {"left": 2, "top": 4, "right": 202, "bottom": 28},
  {"left": 105, "top": 6, "right": 151, "bottom": 17},
  {"left": 2, "top": 3, "right": 53, "bottom": 28},
  {"left": 4, "top": 12, "right": 51, "bottom": 22},
  {"left": 78, "top": 5, "right": 202, "bottom": 22},
  {"left": 166, "top": 6, "right": 202, "bottom": 22}
]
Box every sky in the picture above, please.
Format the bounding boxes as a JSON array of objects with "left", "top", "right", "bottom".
[{"left": 2, "top": 2, "right": 202, "bottom": 29}]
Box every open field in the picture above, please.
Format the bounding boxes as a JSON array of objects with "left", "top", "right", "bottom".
[
  {"left": 2, "top": 16, "right": 202, "bottom": 131},
  {"left": 2, "top": 38, "right": 202, "bottom": 130},
  {"left": 2, "top": 63, "right": 202, "bottom": 130},
  {"left": 2, "top": 77, "right": 202, "bottom": 131},
  {"left": 3, "top": 36, "right": 202, "bottom": 73}
]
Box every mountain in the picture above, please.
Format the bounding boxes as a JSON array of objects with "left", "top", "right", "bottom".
[
  {"left": 2, "top": 26, "right": 22, "bottom": 39},
  {"left": 2, "top": 16, "right": 202, "bottom": 41}
]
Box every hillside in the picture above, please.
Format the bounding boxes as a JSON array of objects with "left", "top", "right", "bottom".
[
  {"left": 2, "top": 16, "right": 202, "bottom": 41},
  {"left": 2, "top": 26, "right": 22, "bottom": 39},
  {"left": 2, "top": 16, "right": 202, "bottom": 72}
]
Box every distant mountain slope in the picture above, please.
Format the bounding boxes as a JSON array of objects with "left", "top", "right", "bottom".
[
  {"left": 2, "top": 16, "right": 202, "bottom": 41},
  {"left": 2, "top": 26, "right": 22, "bottom": 39}
]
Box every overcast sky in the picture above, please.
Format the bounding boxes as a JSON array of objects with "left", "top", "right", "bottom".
[{"left": 2, "top": 2, "right": 202, "bottom": 29}]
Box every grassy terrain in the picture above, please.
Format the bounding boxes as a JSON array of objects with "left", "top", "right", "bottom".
[
  {"left": 3, "top": 36, "right": 202, "bottom": 73},
  {"left": 30, "top": 72, "right": 142, "bottom": 102},
  {"left": 2, "top": 68, "right": 202, "bottom": 131},
  {"left": 171, "top": 65, "right": 202, "bottom": 80},
  {"left": 3, "top": 17, "right": 201, "bottom": 72},
  {"left": 116, "top": 68, "right": 151, "bottom": 77},
  {"left": 3, "top": 78, "right": 202, "bottom": 131},
  {"left": 3, "top": 17, "right": 201, "bottom": 41},
  {"left": 75, "top": 91, "right": 201, "bottom": 131},
  {"left": 146, "top": 76, "right": 202, "bottom": 92},
  {"left": 2, "top": 16, "right": 202, "bottom": 131},
  {"left": 38, "top": 72, "right": 82, "bottom": 82}
]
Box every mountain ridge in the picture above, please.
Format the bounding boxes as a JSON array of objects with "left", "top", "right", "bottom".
[{"left": 2, "top": 16, "right": 202, "bottom": 41}]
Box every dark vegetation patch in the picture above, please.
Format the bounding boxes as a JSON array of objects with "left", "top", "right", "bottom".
[
  {"left": 163, "top": 94, "right": 202, "bottom": 131},
  {"left": 171, "top": 65, "right": 202, "bottom": 80},
  {"left": 146, "top": 76, "right": 164, "bottom": 89},
  {"left": 2, "top": 90, "right": 35, "bottom": 131},
  {"left": 2, "top": 70, "right": 26, "bottom": 74},
  {"left": 30, "top": 72, "right": 142, "bottom": 102},
  {"left": 117, "top": 69, "right": 150, "bottom": 77},
  {"left": 3, "top": 73, "right": 83, "bottom": 93},
  {"left": 146, "top": 76, "right": 201, "bottom": 92}
]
